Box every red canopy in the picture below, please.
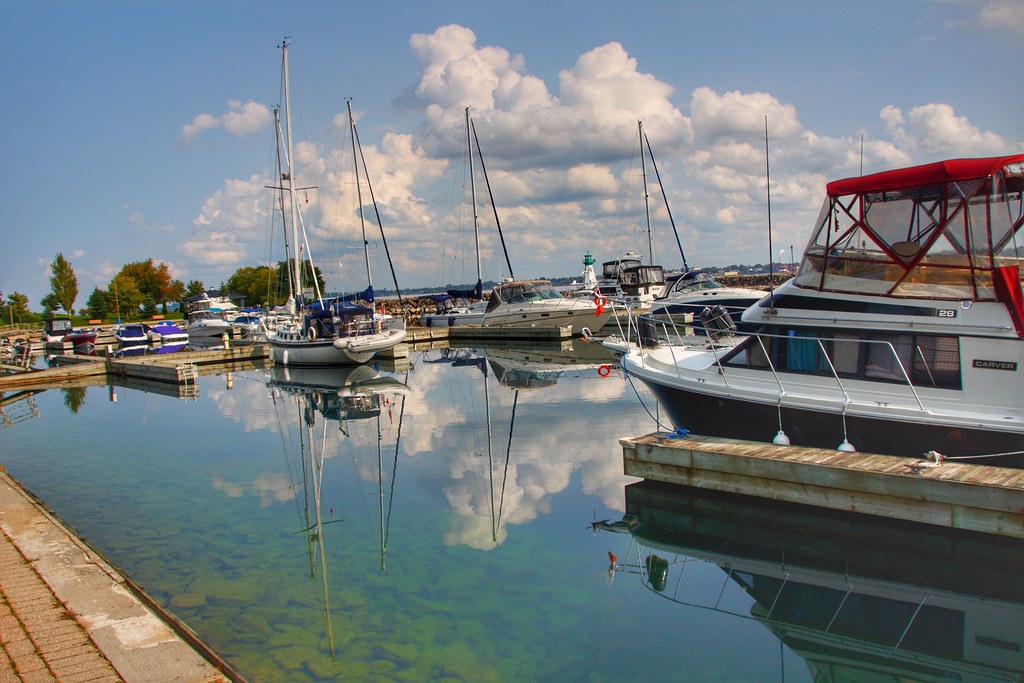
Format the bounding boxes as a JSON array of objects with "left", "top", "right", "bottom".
[{"left": 827, "top": 154, "right": 1024, "bottom": 196}]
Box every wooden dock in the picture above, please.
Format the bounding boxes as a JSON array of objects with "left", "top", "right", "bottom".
[
  {"left": 0, "top": 344, "right": 270, "bottom": 391},
  {"left": 620, "top": 432, "right": 1024, "bottom": 539}
]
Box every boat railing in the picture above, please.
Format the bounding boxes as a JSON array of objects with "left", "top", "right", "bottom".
[{"left": 632, "top": 311, "right": 929, "bottom": 414}]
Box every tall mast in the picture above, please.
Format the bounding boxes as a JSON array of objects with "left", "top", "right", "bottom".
[
  {"left": 281, "top": 39, "right": 302, "bottom": 310},
  {"left": 347, "top": 99, "right": 373, "bottom": 293},
  {"left": 272, "top": 107, "right": 296, "bottom": 301},
  {"left": 639, "top": 120, "right": 654, "bottom": 265},
  {"left": 467, "top": 107, "right": 482, "bottom": 287}
]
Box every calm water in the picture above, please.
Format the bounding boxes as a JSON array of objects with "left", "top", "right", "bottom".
[{"left": 2, "top": 342, "right": 1022, "bottom": 682}]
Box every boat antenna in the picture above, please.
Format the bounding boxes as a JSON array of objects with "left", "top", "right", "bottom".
[
  {"left": 859, "top": 133, "right": 864, "bottom": 176},
  {"left": 642, "top": 124, "right": 688, "bottom": 271},
  {"left": 765, "top": 116, "right": 776, "bottom": 311},
  {"left": 471, "top": 119, "right": 515, "bottom": 280},
  {"left": 350, "top": 108, "right": 404, "bottom": 303}
]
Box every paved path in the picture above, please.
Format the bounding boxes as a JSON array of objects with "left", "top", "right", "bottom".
[{"left": 0, "top": 470, "right": 232, "bottom": 682}]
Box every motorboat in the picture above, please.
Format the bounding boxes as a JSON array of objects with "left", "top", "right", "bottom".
[
  {"left": 482, "top": 279, "right": 613, "bottom": 336},
  {"left": 186, "top": 310, "right": 231, "bottom": 339},
  {"left": 647, "top": 270, "right": 766, "bottom": 327},
  {"left": 41, "top": 317, "right": 97, "bottom": 347},
  {"left": 418, "top": 290, "right": 486, "bottom": 328},
  {"left": 621, "top": 154, "right": 1024, "bottom": 466},
  {"left": 146, "top": 321, "right": 188, "bottom": 344},
  {"left": 114, "top": 323, "right": 148, "bottom": 344}
]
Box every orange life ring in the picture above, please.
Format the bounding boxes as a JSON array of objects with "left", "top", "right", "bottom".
[{"left": 598, "top": 364, "right": 611, "bottom": 377}]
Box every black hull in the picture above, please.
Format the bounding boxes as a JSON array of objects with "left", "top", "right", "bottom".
[{"left": 640, "top": 380, "right": 1024, "bottom": 468}]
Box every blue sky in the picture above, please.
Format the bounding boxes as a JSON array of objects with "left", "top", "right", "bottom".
[{"left": 3, "top": 0, "right": 1023, "bottom": 309}]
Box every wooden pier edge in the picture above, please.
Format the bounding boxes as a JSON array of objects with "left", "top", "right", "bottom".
[{"left": 620, "top": 433, "right": 1024, "bottom": 539}]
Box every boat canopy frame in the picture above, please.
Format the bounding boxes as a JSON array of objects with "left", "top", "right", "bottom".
[{"left": 794, "top": 155, "right": 1024, "bottom": 302}]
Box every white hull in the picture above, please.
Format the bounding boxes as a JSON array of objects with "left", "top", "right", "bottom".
[
  {"left": 482, "top": 301, "right": 612, "bottom": 335},
  {"left": 271, "top": 323, "right": 406, "bottom": 366},
  {"left": 187, "top": 320, "right": 231, "bottom": 338},
  {"left": 420, "top": 310, "right": 486, "bottom": 327}
]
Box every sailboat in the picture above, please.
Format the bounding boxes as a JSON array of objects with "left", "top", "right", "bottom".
[
  {"left": 268, "top": 40, "right": 407, "bottom": 367},
  {"left": 413, "top": 110, "right": 611, "bottom": 335},
  {"left": 419, "top": 107, "right": 488, "bottom": 328}
]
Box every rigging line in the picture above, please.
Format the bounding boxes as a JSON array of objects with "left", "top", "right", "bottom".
[
  {"left": 643, "top": 128, "right": 688, "bottom": 271},
  {"left": 352, "top": 121, "right": 404, "bottom": 303},
  {"left": 471, "top": 118, "right": 515, "bottom": 280},
  {"left": 765, "top": 116, "right": 776, "bottom": 309},
  {"left": 383, "top": 381, "right": 408, "bottom": 552},
  {"left": 496, "top": 388, "right": 519, "bottom": 533}
]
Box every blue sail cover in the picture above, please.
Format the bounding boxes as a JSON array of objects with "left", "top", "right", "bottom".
[
  {"left": 337, "top": 285, "right": 374, "bottom": 304},
  {"left": 446, "top": 280, "right": 483, "bottom": 301}
]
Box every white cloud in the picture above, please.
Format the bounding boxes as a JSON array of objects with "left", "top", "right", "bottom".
[
  {"left": 180, "top": 100, "right": 272, "bottom": 146},
  {"left": 976, "top": 0, "right": 1024, "bottom": 37},
  {"left": 183, "top": 23, "right": 1019, "bottom": 289}
]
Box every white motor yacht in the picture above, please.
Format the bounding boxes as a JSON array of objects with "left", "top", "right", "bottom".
[{"left": 622, "top": 154, "right": 1024, "bottom": 466}]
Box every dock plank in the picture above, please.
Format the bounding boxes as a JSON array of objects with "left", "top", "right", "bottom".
[{"left": 621, "top": 433, "right": 1024, "bottom": 538}]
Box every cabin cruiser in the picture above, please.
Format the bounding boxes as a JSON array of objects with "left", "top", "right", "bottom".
[
  {"left": 482, "top": 279, "right": 613, "bottom": 336},
  {"left": 621, "top": 154, "right": 1024, "bottom": 466},
  {"left": 647, "top": 270, "right": 766, "bottom": 327},
  {"left": 418, "top": 283, "right": 486, "bottom": 328},
  {"left": 186, "top": 309, "right": 232, "bottom": 339}
]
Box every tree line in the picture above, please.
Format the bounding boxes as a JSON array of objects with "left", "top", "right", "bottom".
[{"left": 1, "top": 254, "right": 325, "bottom": 324}]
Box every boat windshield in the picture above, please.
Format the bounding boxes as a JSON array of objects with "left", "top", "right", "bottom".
[
  {"left": 487, "top": 281, "right": 563, "bottom": 309},
  {"left": 666, "top": 271, "right": 724, "bottom": 295},
  {"left": 794, "top": 156, "right": 1024, "bottom": 300}
]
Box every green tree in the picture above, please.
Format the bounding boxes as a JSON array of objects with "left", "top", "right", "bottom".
[
  {"left": 226, "top": 265, "right": 278, "bottom": 308},
  {"left": 184, "top": 279, "right": 206, "bottom": 298},
  {"left": 85, "top": 288, "right": 110, "bottom": 319},
  {"left": 276, "top": 259, "right": 325, "bottom": 301},
  {"left": 40, "top": 293, "right": 62, "bottom": 314},
  {"left": 116, "top": 259, "right": 177, "bottom": 313},
  {"left": 3, "top": 292, "right": 29, "bottom": 325},
  {"left": 109, "top": 275, "right": 144, "bottom": 320},
  {"left": 48, "top": 253, "right": 79, "bottom": 314}
]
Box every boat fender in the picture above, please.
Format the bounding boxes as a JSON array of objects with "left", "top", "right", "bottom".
[
  {"left": 308, "top": 326, "right": 317, "bottom": 340},
  {"left": 598, "top": 364, "right": 611, "bottom": 377},
  {"left": 448, "top": 316, "right": 455, "bottom": 327}
]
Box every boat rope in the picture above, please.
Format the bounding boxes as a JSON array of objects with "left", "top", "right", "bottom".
[
  {"left": 621, "top": 361, "right": 676, "bottom": 432},
  {"left": 907, "top": 447, "right": 1024, "bottom": 472},
  {"left": 932, "top": 448, "right": 1024, "bottom": 461}
]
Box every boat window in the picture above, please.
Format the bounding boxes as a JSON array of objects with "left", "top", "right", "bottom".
[{"left": 724, "top": 328, "right": 960, "bottom": 389}]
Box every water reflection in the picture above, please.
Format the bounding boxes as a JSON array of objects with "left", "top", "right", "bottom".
[{"left": 606, "top": 481, "right": 1024, "bottom": 682}]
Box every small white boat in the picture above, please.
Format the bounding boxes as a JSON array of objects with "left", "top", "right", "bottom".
[
  {"left": 482, "top": 279, "right": 613, "bottom": 336},
  {"left": 186, "top": 310, "right": 231, "bottom": 338},
  {"left": 114, "top": 323, "right": 148, "bottom": 344}
]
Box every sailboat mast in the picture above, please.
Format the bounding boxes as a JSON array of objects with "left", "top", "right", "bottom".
[
  {"left": 467, "top": 107, "right": 483, "bottom": 287},
  {"left": 347, "top": 99, "right": 374, "bottom": 295},
  {"left": 281, "top": 39, "right": 303, "bottom": 309},
  {"left": 273, "top": 107, "right": 296, "bottom": 301},
  {"left": 639, "top": 120, "right": 654, "bottom": 265}
]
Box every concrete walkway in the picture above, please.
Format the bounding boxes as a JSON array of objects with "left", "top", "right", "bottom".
[{"left": 0, "top": 470, "right": 234, "bottom": 682}]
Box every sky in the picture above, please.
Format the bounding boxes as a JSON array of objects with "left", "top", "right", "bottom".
[{"left": 3, "top": 0, "right": 1023, "bottom": 310}]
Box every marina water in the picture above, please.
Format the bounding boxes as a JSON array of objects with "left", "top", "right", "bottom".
[{"left": 2, "top": 344, "right": 1020, "bottom": 682}]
